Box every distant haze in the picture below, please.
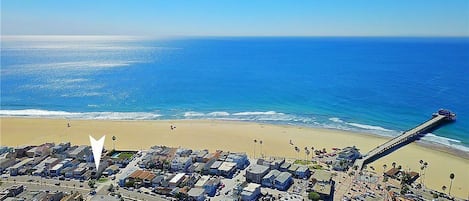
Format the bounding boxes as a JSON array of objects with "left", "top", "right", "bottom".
[{"left": 1, "top": 0, "right": 468, "bottom": 37}]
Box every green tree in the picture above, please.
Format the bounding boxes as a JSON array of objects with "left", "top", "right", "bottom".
[{"left": 308, "top": 192, "right": 321, "bottom": 201}]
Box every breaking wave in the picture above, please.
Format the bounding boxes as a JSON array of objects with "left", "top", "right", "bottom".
[{"left": 0, "top": 109, "right": 162, "bottom": 120}]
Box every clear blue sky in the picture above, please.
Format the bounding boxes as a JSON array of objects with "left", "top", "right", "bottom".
[{"left": 2, "top": 0, "right": 468, "bottom": 36}]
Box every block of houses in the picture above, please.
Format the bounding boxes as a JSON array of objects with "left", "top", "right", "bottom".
[
  {"left": 218, "top": 161, "right": 237, "bottom": 178},
  {"left": 68, "top": 145, "right": 90, "bottom": 160},
  {"left": 287, "top": 164, "right": 299, "bottom": 176},
  {"left": 257, "top": 157, "right": 285, "bottom": 170},
  {"left": 169, "top": 173, "right": 186, "bottom": 188},
  {"left": 103, "top": 164, "right": 119, "bottom": 176},
  {"left": 187, "top": 187, "right": 205, "bottom": 201},
  {"left": 274, "top": 172, "right": 293, "bottom": 191},
  {"left": 295, "top": 166, "right": 310, "bottom": 179},
  {"left": 195, "top": 175, "right": 220, "bottom": 196},
  {"left": 171, "top": 157, "right": 192, "bottom": 172},
  {"left": 310, "top": 170, "right": 333, "bottom": 200},
  {"left": 126, "top": 170, "right": 156, "bottom": 187},
  {"left": 279, "top": 162, "right": 291, "bottom": 172},
  {"left": 261, "top": 169, "right": 280, "bottom": 187},
  {"left": 245, "top": 164, "right": 269, "bottom": 184},
  {"left": 0, "top": 158, "right": 17, "bottom": 172},
  {"left": 241, "top": 183, "right": 261, "bottom": 201},
  {"left": 226, "top": 153, "right": 249, "bottom": 169},
  {"left": 209, "top": 160, "right": 223, "bottom": 175},
  {"left": 10, "top": 158, "right": 34, "bottom": 176}
]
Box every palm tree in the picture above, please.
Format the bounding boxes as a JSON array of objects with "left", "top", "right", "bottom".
[
  {"left": 294, "top": 146, "right": 300, "bottom": 160},
  {"left": 259, "top": 140, "right": 263, "bottom": 158},
  {"left": 422, "top": 162, "right": 428, "bottom": 185},
  {"left": 442, "top": 185, "right": 447, "bottom": 194},
  {"left": 253, "top": 139, "right": 257, "bottom": 158},
  {"left": 448, "top": 173, "right": 455, "bottom": 196},
  {"left": 112, "top": 135, "right": 117, "bottom": 150}
]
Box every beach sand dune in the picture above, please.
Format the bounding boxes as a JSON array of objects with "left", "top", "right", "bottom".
[{"left": 1, "top": 117, "right": 468, "bottom": 198}]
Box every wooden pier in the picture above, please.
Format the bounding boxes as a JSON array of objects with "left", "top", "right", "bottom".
[{"left": 354, "top": 109, "right": 456, "bottom": 170}]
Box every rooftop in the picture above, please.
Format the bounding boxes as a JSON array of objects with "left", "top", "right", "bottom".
[
  {"left": 129, "top": 170, "right": 156, "bottom": 181},
  {"left": 188, "top": 187, "right": 205, "bottom": 197},
  {"left": 244, "top": 183, "right": 261, "bottom": 192},
  {"left": 218, "top": 162, "right": 237, "bottom": 171},
  {"left": 313, "top": 182, "right": 331, "bottom": 196},
  {"left": 312, "top": 170, "right": 332, "bottom": 182},
  {"left": 263, "top": 169, "right": 281, "bottom": 179},
  {"left": 169, "top": 173, "right": 186, "bottom": 183},
  {"left": 247, "top": 164, "right": 269, "bottom": 174},
  {"left": 275, "top": 172, "right": 292, "bottom": 183}
]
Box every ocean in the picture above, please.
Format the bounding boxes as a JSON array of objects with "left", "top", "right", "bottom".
[{"left": 1, "top": 36, "right": 468, "bottom": 152}]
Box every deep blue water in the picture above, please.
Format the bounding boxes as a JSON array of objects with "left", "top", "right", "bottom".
[{"left": 1, "top": 36, "right": 468, "bottom": 152}]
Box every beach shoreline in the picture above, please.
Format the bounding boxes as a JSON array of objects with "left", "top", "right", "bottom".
[{"left": 1, "top": 117, "right": 468, "bottom": 198}]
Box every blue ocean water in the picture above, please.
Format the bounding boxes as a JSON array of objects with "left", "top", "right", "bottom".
[{"left": 1, "top": 36, "right": 468, "bottom": 152}]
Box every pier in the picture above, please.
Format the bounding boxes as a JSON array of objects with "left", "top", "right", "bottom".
[{"left": 354, "top": 109, "right": 456, "bottom": 170}]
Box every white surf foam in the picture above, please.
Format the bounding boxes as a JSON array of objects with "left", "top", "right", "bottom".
[
  {"left": 0, "top": 109, "right": 161, "bottom": 120},
  {"left": 232, "top": 111, "right": 283, "bottom": 116},
  {"left": 183, "top": 111, "right": 205, "bottom": 117}
]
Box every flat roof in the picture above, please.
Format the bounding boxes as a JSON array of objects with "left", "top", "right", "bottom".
[
  {"left": 195, "top": 175, "right": 210, "bottom": 187},
  {"left": 296, "top": 166, "right": 309, "bottom": 172},
  {"left": 11, "top": 158, "right": 33, "bottom": 169},
  {"left": 263, "top": 170, "right": 280, "bottom": 179},
  {"left": 244, "top": 183, "right": 261, "bottom": 192},
  {"left": 188, "top": 187, "right": 205, "bottom": 197},
  {"left": 210, "top": 160, "right": 223, "bottom": 169},
  {"left": 169, "top": 173, "right": 186, "bottom": 183},
  {"left": 247, "top": 164, "right": 269, "bottom": 174},
  {"left": 312, "top": 170, "right": 332, "bottom": 182},
  {"left": 129, "top": 170, "right": 156, "bottom": 181},
  {"left": 51, "top": 163, "right": 64, "bottom": 171},
  {"left": 218, "top": 162, "right": 237, "bottom": 171},
  {"left": 275, "top": 172, "right": 292, "bottom": 183},
  {"left": 313, "top": 183, "right": 331, "bottom": 195}
]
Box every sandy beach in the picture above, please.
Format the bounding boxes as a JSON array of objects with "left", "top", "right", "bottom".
[{"left": 1, "top": 117, "right": 468, "bottom": 198}]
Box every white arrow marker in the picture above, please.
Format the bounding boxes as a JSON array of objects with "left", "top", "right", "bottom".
[{"left": 89, "top": 135, "right": 105, "bottom": 170}]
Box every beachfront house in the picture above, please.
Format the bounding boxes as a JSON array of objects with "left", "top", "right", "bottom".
[
  {"left": 226, "top": 153, "right": 249, "bottom": 169},
  {"left": 296, "top": 166, "right": 310, "bottom": 179},
  {"left": 274, "top": 172, "right": 293, "bottom": 191},
  {"left": 175, "top": 148, "right": 192, "bottom": 157},
  {"left": 68, "top": 145, "right": 91, "bottom": 160},
  {"left": 257, "top": 157, "right": 285, "bottom": 170},
  {"left": 241, "top": 183, "right": 261, "bottom": 201},
  {"left": 171, "top": 157, "right": 192, "bottom": 172},
  {"left": 333, "top": 146, "right": 361, "bottom": 171},
  {"left": 0, "top": 158, "right": 17, "bottom": 172},
  {"left": 261, "top": 170, "right": 280, "bottom": 187},
  {"left": 187, "top": 187, "right": 206, "bottom": 201},
  {"left": 288, "top": 164, "right": 299, "bottom": 176},
  {"left": 9, "top": 158, "right": 34, "bottom": 176},
  {"left": 280, "top": 162, "right": 291, "bottom": 172},
  {"left": 246, "top": 164, "right": 270, "bottom": 184}
]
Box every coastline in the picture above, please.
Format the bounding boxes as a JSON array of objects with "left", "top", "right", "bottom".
[{"left": 1, "top": 117, "right": 468, "bottom": 198}]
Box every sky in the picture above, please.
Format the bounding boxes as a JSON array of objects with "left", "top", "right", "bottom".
[{"left": 1, "top": 0, "right": 469, "bottom": 37}]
